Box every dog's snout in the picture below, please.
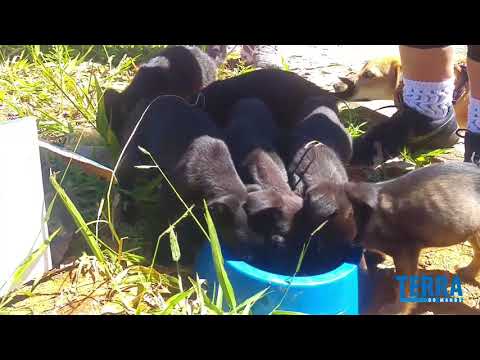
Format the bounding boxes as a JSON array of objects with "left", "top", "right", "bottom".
[
  {"left": 271, "top": 234, "right": 286, "bottom": 248},
  {"left": 333, "top": 82, "right": 348, "bottom": 92}
]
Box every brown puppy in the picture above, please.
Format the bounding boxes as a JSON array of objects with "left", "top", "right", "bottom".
[
  {"left": 285, "top": 97, "right": 357, "bottom": 249},
  {"left": 224, "top": 98, "right": 303, "bottom": 250},
  {"left": 334, "top": 56, "right": 470, "bottom": 129},
  {"left": 344, "top": 162, "right": 480, "bottom": 314},
  {"left": 114, "top": 96, "right": 265, "bottom": 264}
]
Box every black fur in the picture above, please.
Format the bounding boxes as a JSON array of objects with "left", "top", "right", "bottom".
[
  {"left": 104, "top": 45, "right": 217, "bottom": 146},
  {"left": 223, "top": 98, "right": 303, "bottom": 250},
  {"left": 194, "top": 69, "right": 340, "bottom": 128},
  {"left": 115, "top": 96, "right": 263, "bottom": 264}
]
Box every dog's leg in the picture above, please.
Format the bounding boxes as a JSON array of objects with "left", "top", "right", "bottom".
[
  {"left": 364, "top": 249, "right": 387, "bottom": 269},
  {"left": 457, "top": 233, "right": 480, "bottom": 282},
  {"left": 379, "top": 248, "right": 420, "bottom": 315}
]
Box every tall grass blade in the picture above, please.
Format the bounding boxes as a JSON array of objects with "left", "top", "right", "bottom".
[
  {"left": 270, "top": 310, "right": 306, "bottom": 315},
  {"left": 50, "top": 175, "right": 105, "bottom": 264},
  {"left": 8, "top": 227, "right": 61, "bottom": 291},
  {"left": 155, "top": 287, "right": 195, "bottom": 315},
  {"left": 203, "top": 200, "right": 237, "bottom": 312}
]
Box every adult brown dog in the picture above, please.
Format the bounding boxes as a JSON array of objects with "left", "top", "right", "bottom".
[
  {"left": 344, "top": 162, "right": 480, "bottom": 314},
  {"left": 333, "top": 56, "right": 470, "bottom": 129}
]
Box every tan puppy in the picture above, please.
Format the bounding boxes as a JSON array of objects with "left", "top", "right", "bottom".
[
  {"left": 334, "top": 56, "right": 470, "bottom": 129},
  {"left": 344, "top": 162, "right": 480, "bottom": 314}
]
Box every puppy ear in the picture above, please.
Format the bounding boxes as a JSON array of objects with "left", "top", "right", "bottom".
[
  {"left": 344, "top": 182, "right": 378, "bottom": 210},
  {"left": 245, "top": 190, "right": 282, "bottom": 217},
  {"left": 304, "top": 183, "right": 338, "bottom": 219},
  {"left": 245, "top": 191, "right": 284, "bottom": 235},
  {"left": 103, "top": 89, "right": 121, "bottom": 123},
  {"left": 207, "top": 195, "right": 238, "bottom": 222},
  {"left": 103, "top": 89, "right": 127, "bottom": 139}
]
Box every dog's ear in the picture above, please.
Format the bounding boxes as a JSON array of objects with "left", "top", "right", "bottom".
[
  {"left": 245, "top": 190, "right": 282, "bottom": 215},
  {"left": 103, "top": 89, "right": 127, "bottom": 139},
  {"left": 389, "top": 62, "right": 403, "bottom": 103},
  {"left": 344, "top": 182, "right": 378, "bottom": 210},
  {"left": 207, "top": 195, "right": 239, "bottom": 223},
  {"left": 304, "top": 182, "right": 338, "bottom": 219},
  {"left": 245, "top": 190, "right": 284, "bottom": 236},
  {"left": 103, "top": 89, "right": 121, "bottom": 123}
]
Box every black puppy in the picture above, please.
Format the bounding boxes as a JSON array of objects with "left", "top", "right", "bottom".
[
  {"left": 223, "top": 98, "right": 303, "bottom": 250},
  {"left": 284, "top": 97, "right": 356, "bottom": 249},
  {"left": 114, "top": 96, "right": 264, "bottom": 264},
  {"left": 103, "top": 45, "right": 218, "bottom": 146},
  {"left": 351, "top": 107, "right": 458, "bottom": 166},
  {"left": 194, "top": 69, "right": 348, "bottom": 129}
]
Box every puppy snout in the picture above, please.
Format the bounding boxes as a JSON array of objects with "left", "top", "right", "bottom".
[
  {"left": 333, "top": 82, "right": 348, "bottom": 93},
  {"left": 271, "top": 234, "right": 286, "bottom": 249}
]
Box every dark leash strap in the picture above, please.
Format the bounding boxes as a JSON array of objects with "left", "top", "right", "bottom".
[
  {"left": 193, "top": 92, "right": 206, "bottom": 108},
  {"left": 288, "top": 141, "right": 323, "bottom": 192}
]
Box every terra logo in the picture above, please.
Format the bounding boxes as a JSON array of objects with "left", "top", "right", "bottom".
[{"left": 394, "top": 275, "right": 463, "bottom": 303}]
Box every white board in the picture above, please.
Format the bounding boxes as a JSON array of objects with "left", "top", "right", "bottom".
[{"left": 0, "top": 118, "right": 51, "bottom": 296}]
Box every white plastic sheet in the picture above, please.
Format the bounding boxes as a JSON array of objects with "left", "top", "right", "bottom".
[{"left": 0, "top": 118, "right": 51, "bottom": 296}]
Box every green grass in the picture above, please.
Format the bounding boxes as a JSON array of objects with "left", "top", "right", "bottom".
[
  {"left": 0, "top": 45, "right": 307, "bottom": 315},
  {"left": 0, "top": 45, "right": 138, "bottom": 139},
  {"left": 338, "top": 106, "right": 368, "bottom": 139},
  {"left": 400, "top": 147, "right": 451, "bottom": 169}
]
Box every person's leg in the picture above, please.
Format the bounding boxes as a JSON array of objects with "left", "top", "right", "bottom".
[
  {"left": 352, "top": 46, "right": 459, "bottom": 166},
  {"left": 400, "top": 46, "right": 455, "bottom": 120},
  {"left": 463, "top": 45, "right": 480, "bottom": 162},
  {"left": 400, "top": 46, "right": 455, "bottom": 81}
]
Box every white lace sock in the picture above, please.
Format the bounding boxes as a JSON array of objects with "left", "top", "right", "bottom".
[
  {"left": 403, "top": 77, "right": 455, "bottom": 120},
  {"left": 467, "top": 96, "right": 480, "bottom": 133}
]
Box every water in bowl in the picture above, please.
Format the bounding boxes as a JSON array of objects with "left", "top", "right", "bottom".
[{"left": 240, "top": 240, "right": 358, "bottom": 277}]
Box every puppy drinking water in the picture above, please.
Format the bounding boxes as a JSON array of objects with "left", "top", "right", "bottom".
[
  {"left": 113, "top": 96, "right": 264, "bottom": 264},
  {"left": 223, "top": 98, "right": 303, "bottom": 250},
  {"left": 284, "top": 97, "right": 357, "bottom": 252},
  {"left": 344, "top": 162, "right": 480, "bottom": 314}
]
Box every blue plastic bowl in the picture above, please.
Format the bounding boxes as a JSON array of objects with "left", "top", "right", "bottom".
[{"left": 195, "top": 243, "right": 363, "bottom": 315}]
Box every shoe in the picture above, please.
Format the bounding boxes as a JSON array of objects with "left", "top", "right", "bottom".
[
  {"left": 352, "top": 104, "right": 459, "bottom": 166},
  {"left": 240, "top": 45, "right": 284, "bottom": 69},
  {"left": 457, "top": 129, "right": 480, "bottom": 163}
]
